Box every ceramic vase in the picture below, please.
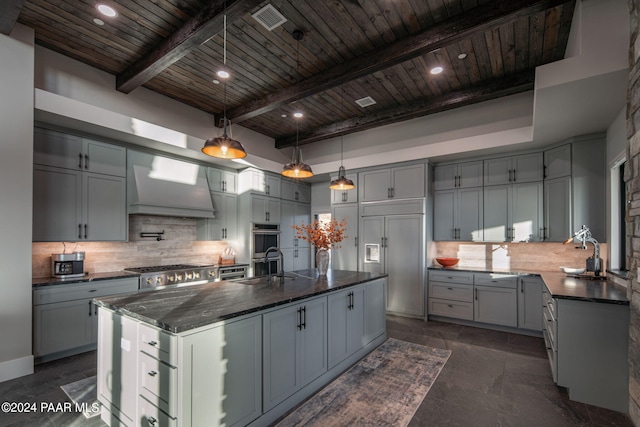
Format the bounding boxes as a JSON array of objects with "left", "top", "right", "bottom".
[{"left": 316, "top": 248, "right": 330, "bottom": 276}]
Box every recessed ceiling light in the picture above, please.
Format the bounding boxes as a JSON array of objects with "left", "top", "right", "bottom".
[
  {"left": 458, "top": 53, "right": 467, "bottom": 60},
  {"left": 96, "top": 4, "right": 117, "bottom": 17},
  {"left": 93, "top": 18, "right": 105, "bottom": 26},
  {"left": 212, "top": 79, "right": 220, "bottom": 85},
  {"left": 281, "top": 114, "right": 287, "bottom": 118},
  {"left": 293, "top": 111, "right": 303, "bottom": 118},
  {"left": 430, "top": 66, "right": 443, "bottom": 75},
  {"left": 216, "top": 69, "right": 230, "bottom": 79}
]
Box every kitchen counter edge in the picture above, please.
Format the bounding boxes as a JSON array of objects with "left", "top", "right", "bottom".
[{"left": 32, "top": 271, "right": 141, "bottom": 287}]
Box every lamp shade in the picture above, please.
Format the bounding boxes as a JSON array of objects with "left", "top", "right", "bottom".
[
  {"left": 281, "top": 147, "right": 313, "bottom": 178},
  {"left": 201, "top": 135, "right": 247, "bottom": 159},
  {"left": 329, "top": 166, "right": 355, "bottom": 190}
]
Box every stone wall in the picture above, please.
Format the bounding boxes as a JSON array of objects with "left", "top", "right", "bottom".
[
  {"left": 32, "top": 215, "right": 231, "bottom": 278},
  {"left": 628, "top": 1, "right": 640, "bottom": 424}
]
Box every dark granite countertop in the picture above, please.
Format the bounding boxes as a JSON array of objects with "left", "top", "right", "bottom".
[
  {"left": 94, "top": 270, "right": 387, "bottom": 333},
  {"left": 428, "top": 266, "right": 629, "bottom": 305},
  {"left": 32, "top": 271, "right": 140, "bottom": 288}
]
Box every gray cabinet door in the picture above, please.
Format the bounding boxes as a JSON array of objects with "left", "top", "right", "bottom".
[
  {"left": 332, "top": 204, "right": 358, "bottom": 270},
  {"left": 263, "top": 297, "right": 327, "bottom": 411},
  {"left": 207, "top": 167, "right": 237, "bottom": 193},
  {"left": 484, "top": 157, "right": 512, "bottom": 186},
  {"left": 33, "top": 165, "right": 82, "bottom": 242},
  {"left": 474, "top": 286, "right": 518, "bottom": 327},
  {"left": 457, "top": 161, "right": 484, "bottom": 188},
  {"left": 82, "top": 138, "right": 126, "bottom": 177},
  {"left": 483, "top": 185, "right": 510, "bottom": 241},
  {"left": 33, "top": 127, "right": 83, "bottom": 169},
  {"left": 363, "top": 279, "right": 386, "bottom": 344},
  {"left": 511, "top": 181, "right": 543, "bottom": 242},
  {"left": 328, "top": 286, "right": 365, "bottom": 368},
  {"left": 391, "top": 163, "right": 425, "bottom": 199},
  {"left": 359, "top": 169, "right": 391, "bottom": 202},
  {"left": 331, "top": 173, "right": 358, "bottom": 204},
  {"left": 518, "top": 276, "right": 543, "bottom": 331},
  {"left": 433, "top": 164, "right": 457, "bottom": 190},
  {"left": 433, "top": 189, "right": 456, "bottom": 241},
  {"left": 458, "top": 187, "right": 484, "bottom": 241},
  {"left": 544, "top": 144, "right": 571, "bottom": 179},
  {"left": 385, "top": 215, "right": 424, "bottom": 317},
  {"left": 83, "top": 172, "right": 127, "bottom": 241},
  {"left": 34, "top": 298, "right": 95, "bottom": 356},
  {"left": 544, "top": 176, "right": 572, "bottom": 241},
  {"left": 280, "top": 200, "right": 296, "bottom": 248},
  {"left": 512, "top": 153, "right": 544, "bottom": 183}
]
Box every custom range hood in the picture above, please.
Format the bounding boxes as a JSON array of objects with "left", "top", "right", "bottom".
[{"left": 128, "top": 150, "right": 214, "bottom": 218}]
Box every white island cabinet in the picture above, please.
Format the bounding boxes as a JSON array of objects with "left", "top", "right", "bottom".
[{"left": 96, "top": 273, "right": 387, "bottom": 427}]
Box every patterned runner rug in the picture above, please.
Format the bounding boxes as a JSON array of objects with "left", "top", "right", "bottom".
[{"left": 276, "top": 338, "right": 451, "bottom": 426}]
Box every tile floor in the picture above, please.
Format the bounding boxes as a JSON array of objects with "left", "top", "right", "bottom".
[{"left": 0, "top": 317, "right": 634, "bottom": 426}]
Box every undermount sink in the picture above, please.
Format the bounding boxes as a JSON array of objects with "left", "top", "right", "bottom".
[{"left": 233, "top": 275, "right": 296, "bottom": 285}]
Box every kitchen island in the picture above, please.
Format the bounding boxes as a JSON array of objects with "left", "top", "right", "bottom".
[{"left": 94, "top": 270, "right": 387, "bottom": 427}]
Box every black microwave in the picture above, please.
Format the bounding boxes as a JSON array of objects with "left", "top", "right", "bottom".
[{"left": 252, "top": 223, "right": 280, "bottom": 259}]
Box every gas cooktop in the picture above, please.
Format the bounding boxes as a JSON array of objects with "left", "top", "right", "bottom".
[{"left": 125, "top": 264, "right": 217, "bottom": 289}]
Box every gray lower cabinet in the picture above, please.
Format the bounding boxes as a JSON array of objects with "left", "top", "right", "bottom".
[
  {"left": 517, "top": 275, "right": 543, "bottom": 331},
  {"left": 427, "top": 270, "right": 474, "bottom": 320},
  {"left": 473, "top": 273, "right": 518, "bottom": 327},
  {"left": 263, "top": 296, "right": 327, "bottom": 412},
  {"left": 328, "top": 286, "right": 365, "bottom": 368},
  {"left": 33, "top": 278, "right": 137, "bottom": 362},
  {"left": 543, "top": 290, "right": 629, "bottom": 413}
]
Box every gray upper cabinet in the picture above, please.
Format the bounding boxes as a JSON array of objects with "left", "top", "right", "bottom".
[
  {"left": 331, "top": 203, "right": 359, "bottom": 271},
  {"left": 484, "top": 153, "right": 544, "bottom": 186},
  {"left": 34, "top": 127, "right": 126, "bottom": 177},
  {"left": 281, "top": 179, "right": 311, "bottom": 203},
  {"left": 544, "top": 144, "right": 571, "bottom": 180},
  {"left": 238, "top": 168, "right": 281, "bottom": 198},
  {"left": 433, "top": 161, "right": 483, "bottom": 190},
  {"left": 483, "top": 182, "right": 543, "bottom": 242},
  {"left": 206, "top": 167, "right": 237, "bottom": 193},
  {"left": 544, "top": 176, "right": 572, "bottom": 241},
  {"left": 196, "top": 192, "right": 238, "bottom": 241},
  {"left": 433, "top": 187, "right": 483, "bottom": 241},
  {"left": 359, "top": 163, "right": 425, "bottom": 202}
]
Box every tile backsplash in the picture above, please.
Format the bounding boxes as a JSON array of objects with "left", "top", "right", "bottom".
[
  {"left": 32, "top": 215, "right": 234, "bottom": 278},
  {"left": 433, "top": 241, "right": 608, "bottom": 273}
]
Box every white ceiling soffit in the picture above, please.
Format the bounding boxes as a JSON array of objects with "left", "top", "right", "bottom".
[{"left": 251, "top": 4, "right": 287, "bottom": 31}]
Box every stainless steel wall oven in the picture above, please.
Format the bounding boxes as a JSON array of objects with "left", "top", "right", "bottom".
[{"left": 252, "top": 223, "right": 280, "bottom": 259}]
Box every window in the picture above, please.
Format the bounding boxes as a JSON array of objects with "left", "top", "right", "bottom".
[{"left": 610, "top": 159, "right": 628, "bottom": 272}]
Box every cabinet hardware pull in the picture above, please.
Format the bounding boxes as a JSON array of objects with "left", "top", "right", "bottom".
[
  {"left": 148, "top": 371, "right": 157, "bottom": 377},
  {"left": 475, "top": 288, "right": 478, "bottom": 300},
  {"left": 95, "top": 304, "right": 98, "bottom": 316},
  {"left": 148, "top": 417, "right": 157, "bottom": 426},
  {"left": 78, "top": 224, "right": 82, "bottom": 239},
  {"left": 448, "top": 304, "right": 453, "bottom": 308},
  {"left": 513, "top": 169, "right": 516, "bottom": 182},
  {"left": 391, "top": 187, "right": 395, "bottom": 198},
  {"left": 88, "top": 289, "right": 97, "bottom": 292},
  {"left": 88, "top": 301, "right": 92, "bottom": 316},
  {"left": 355, "top": 236, "right": 358, "bottom": 247},
  {"left": 84, "top": 154, "right": 89, "bottom": 169},
  {"left": 302, "top": 306, "right": 307, "bottom": 329},
  {"left": 297, "top": 307, "right": 302, "bottom": 330},
  {"left": 447, "top": 287, "right": 453, "bottom": 290},
  {"left": 84, "top": 224, "right": 88, "bottom": 239},
  {"left": 148, "top": 341, "right": 158, "bottom": 347}
]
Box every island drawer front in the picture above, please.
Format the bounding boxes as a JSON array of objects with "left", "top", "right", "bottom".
[
  {"left": 138, "top": 394, "right": 177, "bottom": 427},
  {"left": 139, "top": 351, "right": 178, "bottom": 417},
  {"left": 428, "top": 298, "right": 473, "bottom": 320},
  {"left": 139, "top": 323, "right": 177, "bottom": 366},
  {"left": 33, "top": 279, "right": 138, "bottom": 305},
  {"left": 474, "top": 273, "right": 518, "bottom": 288},
  {"left": 428, "top": 282, "right": 473, "bottom": 302},
  {"left": 428, "top": 270, "right": 474, "bottom": 285}
]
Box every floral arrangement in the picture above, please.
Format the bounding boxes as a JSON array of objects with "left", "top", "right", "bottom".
[{"left": 292, "top": 218, "right": 348, "bottom": 251}]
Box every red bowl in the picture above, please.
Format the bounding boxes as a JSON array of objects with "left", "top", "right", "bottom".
[{"left": 435, "top": 257, "right": 459, "bottom": 267}]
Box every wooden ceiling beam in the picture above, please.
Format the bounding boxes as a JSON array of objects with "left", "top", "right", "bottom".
[
  {"left": 229, "top": 0, "right": 572, "bottom": 123},
  {"left": 0, "top": 0, "right": 26, "bottom": 35},
  {"left": 116, "top": 0, "right": 263, "bottom": 94},
  {"left": 274, "top": 69, "right": 536, "bottom": 148}
]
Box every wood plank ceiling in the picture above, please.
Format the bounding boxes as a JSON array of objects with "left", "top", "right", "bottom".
[{"left": 9, "top": 0, "right": 575, "bottom": 150}]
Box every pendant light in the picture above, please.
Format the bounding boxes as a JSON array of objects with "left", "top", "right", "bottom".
[
  {"left": 329, "top": 85, "right": 355, "bottom": 190},
  {"left": 202, "top": 12, "right": 247, "bottom": 159},
  {"left": 281, "top": 30, "right": 313, "bottom": 178}
]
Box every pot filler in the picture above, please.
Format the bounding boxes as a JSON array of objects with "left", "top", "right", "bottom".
[{"left": 563, "top": 225, "right": 602, "bottom": 276}]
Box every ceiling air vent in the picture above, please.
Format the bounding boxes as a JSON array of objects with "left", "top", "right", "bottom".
[
  {"left": 252, "top": 4, "right": 287, "bottom": 31},
  {"left": 355, "top": 96, "right": 377, "bottom": 108}
]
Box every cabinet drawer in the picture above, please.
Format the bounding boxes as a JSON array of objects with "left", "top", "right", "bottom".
[
  {"left": 138, "top": 394, "right": 177, "bottom": 427},
  {"left": 428, "top": 282, "right": 473, "bottom": 302},
  {"left": 34, "top": 278, "right": 138, "bottom": 305},
  {"left": 543, "top": 329, "right": 558, "bottom": 383},
  {"left": 474, "top": 273, "right": 518, "bottom": 288},
  {"left": 428, "top": 298, "right": 473, "bottom": 320},
  {"left": 139, "top": 323, "right": 177, "bottom": 366},
  {"left": 543, "top": 308, "right": 556, "bottom": 351},
  {"left": 139, "top": 351, "right": 178, "bottom": 417},
  {"left": 542, "top": 289, "right": 556, "bottom": 318},
  {"left": 428, "top": 270, "right": 474, "bottom": 285}
]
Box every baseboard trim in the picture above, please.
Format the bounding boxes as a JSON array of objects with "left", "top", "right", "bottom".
[{"left": 0, "top": 355, "right": 34, "bottom": 383}]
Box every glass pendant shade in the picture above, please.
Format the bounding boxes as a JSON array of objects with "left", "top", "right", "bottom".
[
  {"left": 202, "top": 118, "right": 247, "bottom": 159},
  {"left": 281, "top": 146, "right": 313, "bottom": 178},
  {"left": 329, "top": 166, "right": 355, "bottom": 190}
]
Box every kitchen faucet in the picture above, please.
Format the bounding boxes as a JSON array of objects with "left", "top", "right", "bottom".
[
  {"left": 263, "top": 246, "right": 284, "bottom": 283},
  {"left": 563, "top": 225, "right": 602, "bottom": 276}
]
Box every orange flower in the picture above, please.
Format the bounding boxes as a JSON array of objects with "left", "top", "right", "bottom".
[{"left": 292, "top": 218, "right": 348, "bottom": 250}]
